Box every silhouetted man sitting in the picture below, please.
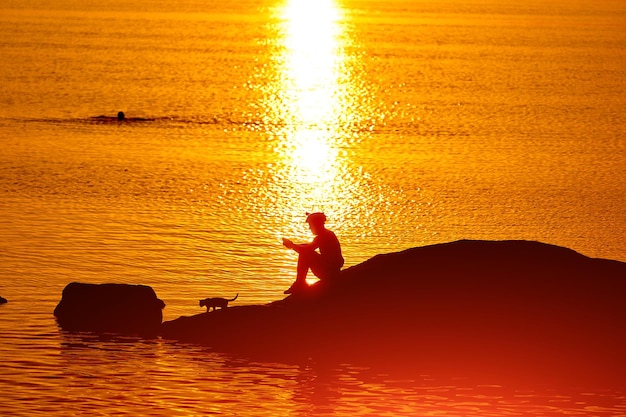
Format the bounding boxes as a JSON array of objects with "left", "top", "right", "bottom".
[{"left": 282, "top": 212, "right": 344, "bottom": 294}]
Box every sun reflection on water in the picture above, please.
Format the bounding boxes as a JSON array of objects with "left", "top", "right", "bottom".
[
  {"left": 280, "top": 0, "right": 344, "bottom": 127},
  {"left": 250, "top": 0, "right": 423, "bottom": 262},
  {"left": 263, "top": 0, "right": 359, "bottom": 233}
]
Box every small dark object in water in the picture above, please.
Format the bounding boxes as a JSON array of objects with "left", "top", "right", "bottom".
[
  {"left": 117, "top": 111, "right": 125, "bottom": 121},
  {"left": 0, "top": 296, "right": 7, "bottom": 304}
]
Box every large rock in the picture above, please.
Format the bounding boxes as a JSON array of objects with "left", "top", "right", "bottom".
[
  {"left": 55, "top": 282, "right": 165, "bottom": 336},
  {"left": 160, "top": 240, "right": 626, "bottom": 383}
]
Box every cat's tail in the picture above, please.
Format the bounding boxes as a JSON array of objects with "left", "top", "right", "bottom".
[{"left": 229, "top": 293, "right": 239, "bottom": 302}]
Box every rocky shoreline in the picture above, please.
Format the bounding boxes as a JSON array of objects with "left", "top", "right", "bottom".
[{"left": 54, "top": 240, "right": 626, "bottom": 382}]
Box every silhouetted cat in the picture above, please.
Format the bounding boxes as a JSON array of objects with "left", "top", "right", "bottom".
[{"left": 199, "top": 294, "right": 238, "bottom": 312}]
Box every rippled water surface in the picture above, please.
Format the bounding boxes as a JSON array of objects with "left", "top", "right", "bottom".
[{"left": 1, "top": 0, "right": 626, "bottom": 414}]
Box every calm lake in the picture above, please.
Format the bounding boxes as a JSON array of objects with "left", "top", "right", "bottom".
[{"left": 1, "top": 0, "right": 625, "bottom": 415}]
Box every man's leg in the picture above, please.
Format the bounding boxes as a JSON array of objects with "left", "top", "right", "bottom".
[
  {"left": 285, "top": 249, "right": 320, "bottom": 294},
  {"left": 296, "top": 249, "right": 320, "bottom": 282},
  {"left": 311, "top": 260, "right": 340, "bottom": 281}
]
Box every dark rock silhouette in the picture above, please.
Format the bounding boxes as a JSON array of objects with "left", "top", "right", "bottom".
[
  {"left": 160, "top": 240, "right": 626, "bottom": 383},
  {"left": 0, "top": 296, "right": 7, "bottom": 304},
  {"left": 54, "top": 282, "right": 165, "bottom": 336}
]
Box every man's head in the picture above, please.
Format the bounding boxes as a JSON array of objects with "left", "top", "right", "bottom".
[{"left": 306, "top": 212, "right": 326, "bottom": 234}]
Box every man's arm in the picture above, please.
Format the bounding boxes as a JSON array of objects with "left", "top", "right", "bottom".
[{"left": 282, "top": 238, "right": 317, "bottom": 253}]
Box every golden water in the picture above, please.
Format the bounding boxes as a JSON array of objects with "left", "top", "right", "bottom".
[{"left": 1, "top": 0, "right": 625, "bottom": 414}]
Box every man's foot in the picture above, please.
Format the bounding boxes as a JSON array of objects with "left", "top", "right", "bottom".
[{"left": 284, "top": 282, "right": 308, "bottom": 294}]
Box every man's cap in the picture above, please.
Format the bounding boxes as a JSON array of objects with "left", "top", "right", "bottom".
[{"left": 305, "top": 212, "right": 326, "bottom": 224}]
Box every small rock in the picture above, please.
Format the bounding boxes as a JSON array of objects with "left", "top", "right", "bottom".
[{"left": 54, "top": 282, "right": 165, "bottom": 336}]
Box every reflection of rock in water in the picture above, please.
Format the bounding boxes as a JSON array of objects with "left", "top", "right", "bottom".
[{"left": 160, "top": 240, "right": 626, "bottom": 384}]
